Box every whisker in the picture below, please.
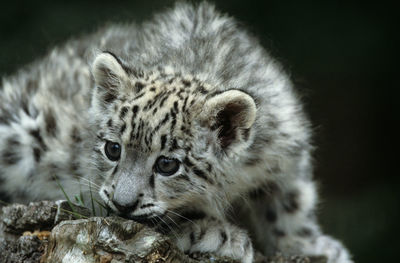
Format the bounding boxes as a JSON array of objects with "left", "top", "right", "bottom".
[
  {"left": 80, "top": 177, "right": 102, "bottom": 188},
  {"left": 165, "top": 209, "right": 199, "bottom": 227},
  {"left": 156, "top": 215, "right": 179, "bottom": 240}
]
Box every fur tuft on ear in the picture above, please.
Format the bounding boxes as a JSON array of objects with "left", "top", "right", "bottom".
[
  {"left": 204, "top": 90, "right": 257, "bottom": 149},
  {"left": 92, "top": 52, "right": 128, "bottom": 90}
]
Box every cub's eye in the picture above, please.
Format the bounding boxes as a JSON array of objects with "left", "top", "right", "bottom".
[
  {"left": 105, "top": 141, "right": 121, "bottom": 161},
  {"left": 155, "top": 156, "right": 180, "bottom": 176}
]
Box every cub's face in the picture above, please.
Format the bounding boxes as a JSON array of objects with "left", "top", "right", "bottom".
[{"left": 90, "top": 53, "right": 256, "bottom": 221}]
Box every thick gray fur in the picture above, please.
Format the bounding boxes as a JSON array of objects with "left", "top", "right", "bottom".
[{"left": 0, "top": 2, "right": 352, "bottom": 263}]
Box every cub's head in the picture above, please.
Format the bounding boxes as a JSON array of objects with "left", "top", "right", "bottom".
[{"left": 90, "top": 52, "right": 257, "bottom": 221}]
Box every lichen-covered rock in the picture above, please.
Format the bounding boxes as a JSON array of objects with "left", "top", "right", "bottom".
[
  {"left": 0, "top": 235, "right": 44, "bottom": 263},
  {"left": 0, "top": 201, "right": 327, "bottom": 263}
]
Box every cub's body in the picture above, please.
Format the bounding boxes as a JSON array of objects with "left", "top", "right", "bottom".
[{"left": 0, "top": 3, "right": 351, "bottom": 262}]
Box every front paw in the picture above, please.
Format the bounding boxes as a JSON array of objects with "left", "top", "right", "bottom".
[{"left": 174, "top": 218, "right": 254, "bottom": 263}]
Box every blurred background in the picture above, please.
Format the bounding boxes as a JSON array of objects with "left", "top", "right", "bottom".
[{"left": 0, "top": 0, "right": 396, "bottom": 262}]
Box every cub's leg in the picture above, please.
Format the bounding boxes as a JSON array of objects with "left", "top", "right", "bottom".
[
  {"left": 169, "top": 216, "right": 254, "bottom": 263},
  {"left": 236, "top": 178, "right": 352, "bottom": 263}
]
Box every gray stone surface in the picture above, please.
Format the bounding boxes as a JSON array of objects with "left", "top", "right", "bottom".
[{"left": 0, "top": 201, "right": 326, "bottom": 263}]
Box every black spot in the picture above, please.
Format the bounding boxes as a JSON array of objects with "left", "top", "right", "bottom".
[
  {"left": 2, "top": 149, "right": 20, "bottom": 165},
  {"left": 33, "top": 147, "right": 41, "bottom": 162},
  {"left": 160, "top": 134, "right": 167, "bottom": 150},
  {"left": 135, "top": 82, "right": 144, "bottom": 92},
  {"left": 173, "top": 101, "right": 179, "bottom": 113},
  {"left": 112, "top": 165, "right": 119, "bottom": 175},
  {"left": 159, "top": 96, "right": 168, "bottom": 108},
  {"left": 132, "top": 105, "right": 139, "bottom": 115},
  {"left": 70, "top": 127, "right": 82, "bottom": 143},
  {"left": 297, "top": 227, "right": 313, "bottom": 237},
  {"left": 183, "top": 157, "right": 194, "bottom": 167},
  {"left": 120, "top": 123, "right": 126, "bottom": 134},
  {"left": 193, "top": 168, "right": 212, "bottom": 184},
  {"left": 133, "top": 92, "right": 145, "bottom": 100},
  {"left": 180, "top": 210, "right": 206, "bottom": 221},
  {"left": 220, "top": 230, "right": 227, "bottom": 245},
  {"left": 169, "top": 139, "right": 178, "bottom": 151},
  {"left": 107, "top": 119, "right": 113, "bottom": 127},
  {"left": 283, "top": 191, "right": 300, "bottom": 213},
  {"left": 119, "top": 106, "right": 129, "bottom": 119},
  {"left": 248, "top": 187, "right": 266, "bottom": 199},
  {"left": 273, "top": 228, "right": 286, "bottom": 237},
  {"left": 45, "top": 111, "right": 57, "bottom": 137},
  {"left": 140, "top": 203, "right": 154, "bottom": 209},
  {"left": 176, "top": 174, "right": 190, "bottom": 181},
  {"left": 149, "top": 174, "right": 155, "bottom": 188},
  {"left": 150, "top": 87, "right": 156, "bottom": 92},
  {"left": 182, "top": 80, "right": 191, "bottom": 87},
  {"left": 30, "top": 129, "right": 47, "bottom": 151},
  {"left": 190, "top": 231, "right": 195, "bottom": 244},
  {"left": 242, "top": 128, "right": 250, "bottom": 141},
  {"left": 103, "top": 91, "right": 117, "bottom": 103},
  {"left": 196, "top": 86, "right": 208, "bottom": 94},
  {"left": 265, "top": 209, "right": 277, "bottom": 223}
]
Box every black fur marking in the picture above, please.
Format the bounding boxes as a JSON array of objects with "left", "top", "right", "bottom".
[
  {"left": 140, "top": 203, "right": 155, "bottom": 209},
  {"left": 45, "top": 111, "right": 57, "bottom": 137},
  {"left": 176, "top": 174, "right": 190, "bottom": 181},
  {"left": 182, "top": 80, "right": 191, "bottom": 87},
  {"left": 133, "top": 93, "right": 145, "bottom": 100},
  {"left": 159, "top": 96, "right": 168, "bottom": 108},
  {"left": 220, "top": 230, "right": 228, "bottom": 246},
  {"left": 160, "top": 134, "right": 167, "bottom": 150},
  {"left": 190, "top": 231, "right": 196, "bottom": 245},
  {"left": 30, "top": 129, "right": 47, "bottom": 151},
  {"left": 248, "top": 187, "right": 266, "bottom": 199},
  {"left": 33, "top": 147, "right": 41, "bottom": 162},
  {"left": 180, "top": 210, "right": 206, "bottom": 221},
  {"left": 119, "top": 106, "right": 129, "bottom": 119},
  {"left": 183, "top": 157, "right": 194, "bottom": 167},
  {"left": 107, "top": 119, "right": 113, "bottom": 127},
  {"left": 196, "top": 86, "right": 208, "bottom": 94},
  {"left": 297, "top": 227, "right": 313, "bottom": 237},
  {"left": 120, "top": 123, "right": 126, "bottom": 134},
  {"left": 103, "top": 92, "right": 117, "bottom": 103},
  {"left": 273, "top": 228, "right": 286, "bottom": 237},
  {"left": 70, "top": 127, "right": 82, "bottom": 143},
  {"left": 265, "top": 209, "right": 277, "bottom": 223},
  {"left": 192, "top": 168, "right": 213, "bottom": 184},
  {"left": 112, "top": 165, "right": 119, "bottom": 175},
  {"left": 149, "top": 174, "right": 155, "bottom": 188},
  {"left": 2, "top": 149, "right": 21, "bottom": 165},
  {"left": 135, "top": 82, "right": 144, "bottom": 92},
  {"left": 283, "top": 191, "right": 300, "bottom": 213},
  {"left": 182, "top": 97, "right": 189, "bottom": 112},
  {"left": 173, "top": 101, "right": 179, "bottom": 113},
  {"left": 169, "top": 138, "right": 178, "bottom": 151},
  {"left": 132, "top": 105, "right": 139, "bottom": 115}
]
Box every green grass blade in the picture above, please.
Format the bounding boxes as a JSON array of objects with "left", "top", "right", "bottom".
[
  {"left": 54, "top": 177, "right": 79, "bottom": 217},
  {"left": 89, "top": 181, "right": 96, "bottom": 216}
]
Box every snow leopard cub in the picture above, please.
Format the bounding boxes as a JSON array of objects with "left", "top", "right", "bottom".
[{"left": 0, "top": 2, "right": 352, "bottom": 263}]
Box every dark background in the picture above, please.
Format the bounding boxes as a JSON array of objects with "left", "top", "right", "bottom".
[{"left": 1, "top": 1, "right": 397, "bottom": 262}]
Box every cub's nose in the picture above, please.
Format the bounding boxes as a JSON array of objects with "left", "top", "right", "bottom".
[{"left": 112, "top": 198, "right": 139, "bottom": 214}]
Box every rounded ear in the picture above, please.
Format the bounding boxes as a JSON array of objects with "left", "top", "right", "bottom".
[
  {"left": 92, "top": 52, "right": 128, "bottom": 90},
  {"left": 203, "top": 90, "right": 257, "bottom": 149}
]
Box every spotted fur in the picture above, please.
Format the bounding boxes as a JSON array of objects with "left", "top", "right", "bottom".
[{"left": 0, "top": 2, "right": 352, "bottom": 263}]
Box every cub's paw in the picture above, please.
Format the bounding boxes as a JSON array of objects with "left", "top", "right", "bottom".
[{"left": 173, "top": 218, "right": 254, "bottom": 263}]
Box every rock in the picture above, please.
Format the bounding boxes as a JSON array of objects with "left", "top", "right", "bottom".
[
  {"left": 0, "top": 235, "right": 44, "bottom": 263},
  {"left": 0, "top": 201, "right": 327, "bottom": 263}
]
